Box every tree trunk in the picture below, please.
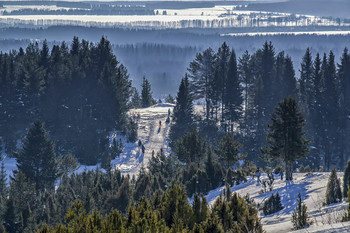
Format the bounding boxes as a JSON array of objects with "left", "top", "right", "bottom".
[{"left": 285, "top": 161, "right": 293, "bottom": 181}]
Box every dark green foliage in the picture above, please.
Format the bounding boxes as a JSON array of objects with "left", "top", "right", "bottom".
[
  {"left": 165, "top": 94, "right": 175, "bottom": 104},
  {"left": 130, "top": 87, "right": 141, "bottom": 108},
  {"left": 0, "top": 37, "right": 132, "bottom": 164},
  {"left": 343, "top": 160, "right": 350, "bottom": 198},
  {"left": 224, "top": 49, "right": 243, "bottom": 131},
  {"left": 326, "top": 168, "right": 342, "bottom": 204},
  {"left": 169, "top": 75, "right": 194, "bottom": 145},
  {"left": 212, "top": 192, "right": 263, "bottom": 233},
  {"left": 174, "top": 128, "right": 206, "bottom": 163},
  {"left": 57, "top": 153, "right": 80, "bottom": 176},
  {"left": 292, "top": 193, "right": 311, "bottom": 230},
  {"left": 262, "top": 97, "right": 310, "bottom": 180},
  {"left": 141, "top": 76, "right": 154, "bottom": 108},
  {"left": 263, "top": 193, "right": 283, "bottom": 215},
  {"left": 35, "top": 185, "right": 262, "bottom": 233},
  {"left": 15, "top": 121, "right": 57, "bottom": 191},
  {"left": 215, "top": 132, "right": 245, "bottom": 168}
]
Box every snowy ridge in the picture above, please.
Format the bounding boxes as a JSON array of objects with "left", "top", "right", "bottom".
[{"left": 205, "top": 172, "right": 348, "bottom": 233}]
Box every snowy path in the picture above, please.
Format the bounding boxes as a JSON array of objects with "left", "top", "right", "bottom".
[{"left": 113, "top": 103, "right": 174, "bottom": 177}]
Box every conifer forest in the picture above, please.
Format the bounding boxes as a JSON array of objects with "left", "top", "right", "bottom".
[{"left": 0, "top": 0, "right": 350, "bottom": 232}]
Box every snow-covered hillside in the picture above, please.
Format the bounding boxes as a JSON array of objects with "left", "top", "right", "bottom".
[
  {"left": 112, "top": 103, "right": 174, "bottom": 176},
  {"left": 205, "top": 172, "right": 349, "bottom": 233}
]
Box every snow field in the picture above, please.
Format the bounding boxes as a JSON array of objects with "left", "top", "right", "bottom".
[{"left": 205, "top": 172, "right": 349, "bottom": 233}]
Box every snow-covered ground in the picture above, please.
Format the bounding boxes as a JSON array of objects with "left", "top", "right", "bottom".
[
  {"left": 112, "top": 103, "right": 174, "bottom": 176},
  {"left": 205, "top": 172, "right": 349, "bottom": 233}
]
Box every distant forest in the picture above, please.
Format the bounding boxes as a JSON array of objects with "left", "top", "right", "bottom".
[{"left": 0, "top": 26, "right": 350, "bottom": 96}]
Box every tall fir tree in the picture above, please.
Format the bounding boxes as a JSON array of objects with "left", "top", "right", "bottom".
[
  {"left": 15, "top": 121, "right": 58, "bottom": 191},
  {"left": 299, "top": 48, "right": 314, "bottom": 113},
  {"left": 224, "top": 49, "right": 243, "bottom": 132},
  {"left": 141, "top": 76, "right": 154, "bottom": 108},
  {"left": 169, "top": 75, "right": 194, "bottom": 146},
  {"left": 262, "top": 97, "right": 310, "bottom": 180},
  {"left": 325, "top": 168, "right": 342, "bottom": 204},
  {"left": 215, "top": 133, "right": 245, "bottom": 168}
]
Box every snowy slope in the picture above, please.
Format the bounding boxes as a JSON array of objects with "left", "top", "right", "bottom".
[
  {"left": 206, "top": 172, "right": 349, "bottom": 233},
  {"left": 112, "top": 103, "right": 174, "bottom": 177}
]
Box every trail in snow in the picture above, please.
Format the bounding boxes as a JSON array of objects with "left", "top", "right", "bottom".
[{"left": 113, "top": 103, "right": 174, "bottom": 177}]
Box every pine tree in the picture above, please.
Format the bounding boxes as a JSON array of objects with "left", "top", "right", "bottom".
[
  {"left": 291, "top": 193, "right": 311, "bottom": 230},
  {"left": 215, "top": 42, "right": 231, "bottom": 124},
  {"left": 15, "top": 121, "right": 58, "bottom": 191},
  {"left": 325, "top": 168, "right": 342, "bottom": 204},
  {"left": 169, "top": 75, "right": 193, "bottom": 145},
  {"left": 141, "top": 76, "right": 154, "bottom": 108},
  {"left": 187, "top": 48, "right": 215, "bottom": 122},
  {"left": 224, "top": 49, "right": 243, "bottom": 131},
  {"left": 215, "top": 133, "right": 245, "bottom": 168},
  {"left": 343, "top": 160, "right": 350, "bottom": 198},
  {"left": 262, "top": 97, "right": 310, "bottom": 180},
  {"left": 238, "top": 50, "right": 253, "bottom": 119}
]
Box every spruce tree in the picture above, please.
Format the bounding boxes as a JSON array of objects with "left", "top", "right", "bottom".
[
  {"left": 263, "top": 192, "right": 283, "bottom": 215},
  {"left": 325, "top": 168, "right": 342, "bottom": 204},
  {"left": 291, "top": 193, "right": 311, "bottom": 230},
  {"left": 215, "top": 133, "right": 245, "bottom": 168},
  {"left": 141, "top": 76, "right": 154, "bottom": 108},
  {"left": 15, "top": 121, "right": 57, "bottom": 191},
  {"left": 299, "top": 48, "right": 314, "bottom": 113},
  {"left": 262, "top": 97, "right": 310, "bottom": 180},
  {"left": 169, "top": 75, "right": 193, "bottom": 145}
]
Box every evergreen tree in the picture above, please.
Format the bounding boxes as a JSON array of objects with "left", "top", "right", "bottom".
[
  {"left": 238, "top": 50, "right": 253, "bottom": 118},
  {"left": 299, "top": 48, "right": 314, "bottom": 113},
  {"left": 325, "top": 168, "right": 342, "bottom": 204},
  {"left": 291, "top": 193, "right": 311, "bottom": 230},
  {"left": 15, "top": 121, "right": 57, "bottom": 191},
  {"left": 263, "top": 192, "right": 283, "bottom": 215},
  {"left": 173, "top": 128, "right": 206, "bottom": 163},
  {"left": 169, "top": 75, "right": 193, "bottom": 145},
  {"left": 141, "top": 76, "right": 154, "bottom": 108},
  {"left": 215, "top": 133, "right": 245, "bottom": 168},
  {"left": 224, "top": 49, "right": 243, "bottom": 131},
  {"left": 337, "top": 48, "right": 350, "bottom": 168},
  {"left": 262, "top": 97, "right": 310, "bottom": 180},
  {"left": 188, "top": 48, "right": 215, "bottom": 122},
  {"left": 130, "top": 87, "right": 141, "bottom": 108},
  {"left": 343, "top": 160, "right": 350, "bottom": 198},
  {"left": 214, "top": 42, "right": 231, "bottom": 124}
]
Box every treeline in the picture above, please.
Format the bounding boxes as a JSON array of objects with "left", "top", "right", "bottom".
[
  {"left": 2, "top": 7, "right": 155, "bottom": 16},
  {"left": 0, "top": 121, "right": 262, "bottom": 233},
  {"left": 0, "top": 36, "right": 134, "bottom": 164},
  {"left": 170, "top": 41, "right": 350, "bottom": 170}
]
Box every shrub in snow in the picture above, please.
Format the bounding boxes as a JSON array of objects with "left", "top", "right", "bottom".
[
  {"left": 263, "top": 192, "right": 283, "bottom": 215},
  {"left": 342, "top": 189, "right": 350, "bottom": 222},
  {"left": 343, "top": 160, "right": 350, "bottom": 198},
  {"left": 292, "top": 193, "right": 311, "bottom": 230},
  {"left": 325, "top": 168, "right": 342, "bottom": 205},
  {"left": 273, "top": 165, "right": 284, "bottom": 175}
]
